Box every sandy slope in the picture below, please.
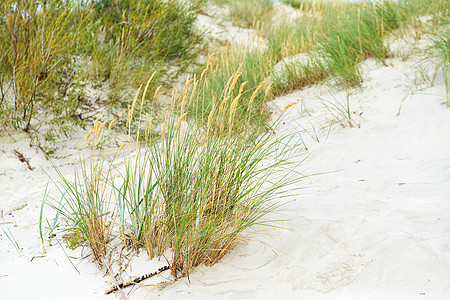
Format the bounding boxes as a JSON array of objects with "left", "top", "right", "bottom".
[
  {"left": 146, "top": 46, "right": 449, "bottom": 300},
  {"left": 1, "top": 13, "right": 450, "bottom": 300}
]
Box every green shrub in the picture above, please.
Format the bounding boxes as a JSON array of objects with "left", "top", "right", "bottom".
[
  {"left": 0, "top": 0, "right": 204, "bottom": 153},
  {"left": 0, "top": 0, "right": 92, "bottom": 136},
  {"left": 89, "top": 0, "right": 203, "bottom": 101}
]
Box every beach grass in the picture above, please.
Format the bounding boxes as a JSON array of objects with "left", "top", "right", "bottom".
[
  {"left": 187, "top": 49, "right": 277, "bottom": 133},
  {"left": 41, "top": 70, "right": 304, "bottom": 278},
  {"left": 191, "top": 0, "right": 448, "bottom": 132},
  {"left": 270, "top": 54, "right": 328, "bottom": 97},
  {"left": 282, "top": 0, "right": 336, "bottom": 13},
  {"left": 1, "top": 0, "right": 447, "bottom": 150},
  {"left": 213, "top": 0, "right": 274, "bottom": 29},
  {"left": 25, "top": 0, "right": 450, "bottom": 295},
  {"left": 426, "top": 15, "right": 449, "bottom": 106},
  {"left": 42, "top": 119, "right": 118, "bottom": 264}
]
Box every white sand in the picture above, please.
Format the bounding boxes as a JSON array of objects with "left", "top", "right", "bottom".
[{"left": 1, "top": 13, "right": 450, "bottom": 300}]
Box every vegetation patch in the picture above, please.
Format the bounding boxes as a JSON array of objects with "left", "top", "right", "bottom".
[
  {"left": 187, "top": 50, "right": 277, "bottom": 133},
  {"left": 40, "top": 71, "right": 304, "bottom": 285},
  {"left": 212, "top": 0, "right": 274, "bottom": 29},
  {"left": 6, "top": 0, "right": 450, "bottom": 295},
  {"left": 0, "top": 0, "right": 203, "bottom": 153}
]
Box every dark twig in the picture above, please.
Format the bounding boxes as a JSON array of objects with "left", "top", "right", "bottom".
[
  {"left": 105, "top": 266, "right": 170, "bottom": 295},
  {"left": 13, "top": 149, "right": 34, "bottom": 170}
]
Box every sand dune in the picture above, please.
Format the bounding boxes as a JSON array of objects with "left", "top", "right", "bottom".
[{"left": 1, "top": 4, "right": 449, "bottom": 300}]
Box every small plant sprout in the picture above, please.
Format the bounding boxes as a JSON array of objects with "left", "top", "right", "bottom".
[
  {"left": 320, "top": 92, "right": 359, "bottom": 128},
  {"left": 1, "top": 225, "right": 21, "bottom": 254}
]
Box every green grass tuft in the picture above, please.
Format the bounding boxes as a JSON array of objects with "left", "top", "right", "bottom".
[
  {"left": 213, "top": 0, "right": 274, "bottom": 29},
  {"left": 41, "top": 70, "right": 305, "bottom": 279}
]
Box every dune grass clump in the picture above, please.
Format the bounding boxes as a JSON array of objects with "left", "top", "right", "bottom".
[
  {"left": 267, "top": 17, "right": 320, "bottom": 61},
  {"left": 121, "top": 72, "right": 302, "bottom": 277},
  {"left": 282, "top": 0, "right": 334, "bottom": 13},
  {"left": 267, "top": 0, "right": 447, "bottom": 91},
  {"left": 428, "top": 23, "right": 449, "bottom": 106},
  {"left": 230, "top": 0, "right": 274, "bottom": 29},
  {"left": 271, "top": 55, "right": 329, "bottom": 97},
  {"left": 317, "top": 2, "right": 407, "bottom": 87},
  {"left": 401, "top": 0, "right": 450, "bottom": 18},
  {"left": 152, "top": 103, "right": 298, "bottom": 276},
  {"left": 41, "top": 70, "right": 303, "bottom": 282},
  {"left": 42, "top": 119, "right": 118, "bottom": 264},
  {"left": 154, "top": 71, "right": 304, "bottom": 276},
  {"left": 188, "top": 50, "right": 277, "bottom": 132},
  {"left": 213, "top": 0, "right": 274, "bottom": 29}
]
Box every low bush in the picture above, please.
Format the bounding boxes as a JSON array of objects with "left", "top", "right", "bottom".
[
  {"left": 0, "top": 0, "right": 204, "bottom": 153},
  {"left": 0, "top": 0, "right": 93, "bottom": 141},
  {"left": 89, "top": 0, "right": 203, "bottom": 100}
]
